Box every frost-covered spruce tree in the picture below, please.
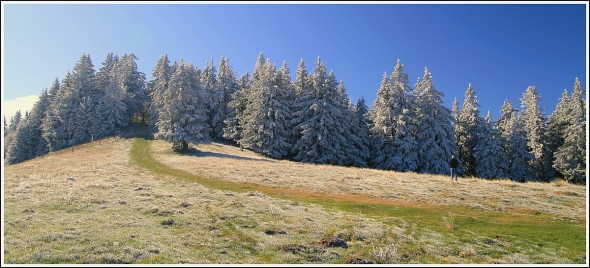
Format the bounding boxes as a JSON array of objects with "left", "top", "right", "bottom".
[
  {"left": 337, "top": 81, "right": 369, "bottom": 167},
  {"left": 42, "top": 78, "right": 63, "bottom": 151},
  {"left": 200, "top": 59, "right": 217, "bottom": 136},
  {"left": 239, "top": 60, "right": 294, "bottom": 159},
  {"left": 452, "top": 97, "right": 460, "bottom": 125},
  {"left": 118, "top": 53, "right": 147, "bottom": 123},
  {"left": 368, "top": 60, "right": 418, "bottom": 171},
  {"left": 544, "top": 89, "right": 571, "bottom": 179},
  {"left": 368, "top": 72, "right": 397, "bottom": 169},
  {"left": 456, "top": 83, "right": 483, "bottom": 177},
  {"left": 70, "top": 54, "right": 98, "bottom": 145},
  {"left": 155, "top": 62, "right": 211, "bottom": 151},
  {"left": 29, "top": 91, "right": 50, "bottom": 157},
  {"left": 209, "top": 57, "right": 239, "bottom": 140},
  {"left": 292, "top": 57, "right": 359, "bottom": 165},
  {"left": 388, "top": 60, "right": 419, "bottom": 171},
  {"left": 230, "top": 53, "right": 267, "bottom": 148},
  {"left": 277, "top": 61, "right": 297, "bottom": 148},
  {"left": 6, "top": 116, "right": 31, "bottom": 164},
  {"left": 6, "top": 91, "right": 51, "bottom": 164},
  {"left": 355, "top": 97, "right": 372, "bottom": 166},
  {"left": 507, "top": 115, "right": 533, "bottom": 182},
  {"left": 223, "top": 72, "right": 250, "bottom": 142},
  {"left": 413, "top": 67, "right": 457, "bottom": 174},
  {"left": 495, "top": 100, "right": 532, "bottom": 181},
  {"left": 55, "top": 72, "right": 78, "bottom": 149},
  {"left": 8, "top": 110, "right": 22, "bottom": 131},
  {"left": 96, "top": 52, "right": 119, "bottom": 94},
  {"left": 519, "top": 86, "right": 549, "bottom": 181},
  {"left": 554, "top": 78, "right": 586, "bottom": 183},
  {"left": 355, "top": 97, "right": 369, "bottom": 129},
  {"left": 98, "top": 62, "right": 128, "bottom": 137},
  {"left": 74, "top": 97, "right": 95, "bottom": 143},
  {"left": 148, "top": 54, "right": 172, "bottom": 133},
  {"left": 291, "top": 59, "right": 313, "bottom": 145},
  {"left": 495, "top": 99, "right": 516, "bottom": 139},
  {"left": 474, "top": 112, "right": 508, "bottom": 179}
]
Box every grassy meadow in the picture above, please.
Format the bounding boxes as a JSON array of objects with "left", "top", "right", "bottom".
[{"left": 3, "top": 137, "right": 587, "bottom": 264}]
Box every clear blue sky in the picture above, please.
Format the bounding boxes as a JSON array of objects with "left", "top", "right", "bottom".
[{"left": 2, "top": 3, "right": 587, "bottom": 119}]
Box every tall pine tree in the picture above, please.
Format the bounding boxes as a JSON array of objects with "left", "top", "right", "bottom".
[
  {"left": 554, "top": 78, "right": 586, "bottom": 183},
  {"left": 519, "top": 86, "right": 549, "bottom": 181},
  {"left": 456, "top": 83, "right": 483, "bottom": 177},
  {"left": 155, "top": 62, "right": 211, "bottom": 151},
  {"left": 414, "top": 67, "right": 457, "bottom": 174},
  {"left": 474, "top": 112, "right": 508, "bottom": 179}
]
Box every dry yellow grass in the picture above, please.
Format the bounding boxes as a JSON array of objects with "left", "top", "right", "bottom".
[
  {"left": 3, "top": 137, "right": 586, "bottom": 264},
  {"left": 152, "top": 141, "right": 586, "bottom": 222},
  {"left": 2, "top": 138, "right": 414, "bottom": 264}
]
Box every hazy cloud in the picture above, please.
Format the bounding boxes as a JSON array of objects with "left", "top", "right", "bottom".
[{"left": 3, "top": 95, "right": 39, "bottom": 120}]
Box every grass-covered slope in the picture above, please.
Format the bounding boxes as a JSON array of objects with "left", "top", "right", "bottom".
[{"left": 3, "top": 137, "right": 586, "bottom": 264}]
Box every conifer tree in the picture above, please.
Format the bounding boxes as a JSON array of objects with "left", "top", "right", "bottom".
[
  {"left": 554, "top": 78, "right": 586, "bottom": 183},
  {"left": 414, "top": 67, "right": 457, "bottom": 174},
  {"left": 96, "top": 52, "right": 119, "bottom": 94},
  {"left": 456, "top": 83, "right": 483, "bottom": 177},
  {"left": 210, "top": 57, "right": 238, "bottom": 140},
  {"left": 6, "top": 91, "right": 51, "bottom": 164},
  {"left": 98, "top": 62, "right": 128, "bottom": 136},
  {"left": 338, "top": 81, "right": 370, "bottom": 167},
  {"left": 495, "top": 100, "right": 532, "bottom": 181},
  {"left": 118, "top": 53, "right": 147, "bottom": 123},
  {"left": 8, "top": 110, "right": 22, "bottom": 131},
  {"left": 291, "top": 59, "right": 313, "bottom": 143},
  {"left": 148, "top": 54, "right": 172, "bottom": 133},
  {"left": 28, "top": 90, "right": 50, "bottom": 157},
  {"left": 239, "top": 60, "right": 293, "bottom": 158},
  {"left": 70, "top": 54, "right": 98, "bottom": 145},
  {"left": 292, "top": 57, "right": 365, "bottom": 166},
  {"left": 201, "top": 59, "right": 218, "bottom": 137},
  {"left": 355, "top": 97, "right": 371, "bottom": 165},
  {"left": 42, "top": 77, "right": 64, "bottom": 151},
  {"left": 474, "top": 112, "right": 508, "bottom": 178},
  {"left": 507, "top": 115, "right": 533, "bottom": 182},
  {"left": 6, "top": 117, "right": 31, "bottom": 164},
  {"left": 519, "top": 86, "right": 549, "bottom": 181},
  {"left": 224, "top": 72, "right": 250, "bottom": 142},
  {"left": 545, "top": 89, "right": 571, "bottom": 178},
  {"left": 368, "top": 60, "right": 418, "bottom": 171},
  {"left": 155, "top": 62, "right": 211, "bottom": 151}
]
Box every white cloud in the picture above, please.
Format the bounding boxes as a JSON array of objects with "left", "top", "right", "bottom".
[{"left": 3, "top": 95, "right": 39, "bottom": 120}]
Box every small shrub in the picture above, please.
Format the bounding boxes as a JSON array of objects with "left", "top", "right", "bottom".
[
  {"left": 371, "top": 244, "right": 398, "bottom": 264},
  {"left": 442, "top": 212, "right": 455, "bottom": 231}
]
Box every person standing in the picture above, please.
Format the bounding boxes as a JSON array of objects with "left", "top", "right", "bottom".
[{"left": 449, "top": 155, "right": 459, "bottom": 181}]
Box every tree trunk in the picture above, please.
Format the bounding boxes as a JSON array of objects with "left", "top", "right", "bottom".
[{"left": 182, "top": 140, "right": 188, "bottom": 151}]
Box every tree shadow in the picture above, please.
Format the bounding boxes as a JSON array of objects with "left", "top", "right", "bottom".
[
  {"left": 119, "top": 123, "right": 153, "bottom": 139},
  {"left": 178, "top": 149, "right": 277, "bottom": 163}
]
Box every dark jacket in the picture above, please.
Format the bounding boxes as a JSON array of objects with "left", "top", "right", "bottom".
[{"left": 449, "top": 158, "right": 458, "bottom": 168}]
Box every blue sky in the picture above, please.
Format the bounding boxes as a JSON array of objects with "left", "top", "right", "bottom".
[{"left": 2, "top": 3, "right": 587, "bottom": 120}]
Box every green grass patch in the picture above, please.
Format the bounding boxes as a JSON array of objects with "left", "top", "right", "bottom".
[{"left": 131, "top": 138, "right": 586, "bottom": 263}]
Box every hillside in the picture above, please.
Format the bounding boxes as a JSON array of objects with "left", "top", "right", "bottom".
[{"left": 3, "top": 137, "right": 587, "bottom": 264}]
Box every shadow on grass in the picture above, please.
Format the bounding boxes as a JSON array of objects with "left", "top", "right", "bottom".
[
  {"left": 176, "top": 148, "right": 277, "bottom": 163},
  {"left": 119, "top": 123, "right": 153, "bottom": 139}
]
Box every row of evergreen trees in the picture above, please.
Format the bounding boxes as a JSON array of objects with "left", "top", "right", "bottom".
[
  {"left": 5, "top": 53, "right": 146, "bottom": 164},
  {"left": 4, "top": 53, "right": 586, "bottom": 184}
]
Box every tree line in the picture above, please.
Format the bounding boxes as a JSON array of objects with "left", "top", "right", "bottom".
[{"left": 4, "top": 53, "right": 586, "bottom": 184}]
